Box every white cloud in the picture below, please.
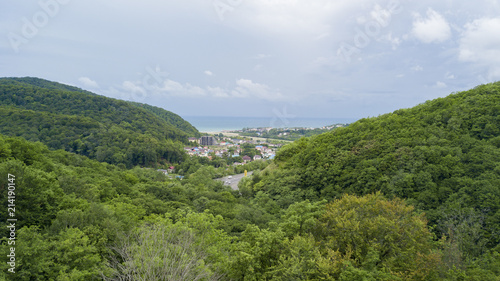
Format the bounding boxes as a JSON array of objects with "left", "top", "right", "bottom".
[
  {"left": 110, "top": 76, "right": 285, "bottom": 102},
  {"left": 230, "top": 0, "right": 375, "bottom": 40},
  {"left": 204, "top": 70, "right": 214, "bottom": 76},
  {"left": 123, "top": 81, "right": 145, "bottom": 95},
  {"left": 78, "top": 77, "right": 99, "bottom": 88},
  {"left": 434, "top": 81, "right": 447, "bottom": 88},
  {"left": 412, "top": 65, "right": 423, "bottom": 72},
  {"left": 383, "top": 33, "right": 401, "bottom": 50},
  {"left": 412, "top": 8, "right": 451, "bottom": 43},
  {"left": 370, "top": 5, "right": 392, "bottom": 27},
  {"left": 101, "top": 81, "right": 147, "bottom": 102},
  {"left": 208, "top": 86, "right": 229, "bottom": 98},
  {"left": 158, "top": 80, "right": 206, "bottom": 97},
  {"left": 232, "top": 79, "right": 286, "bottom": 101},
  {"left": 458, "top": 17, "right": 500, "bottom": 79}
]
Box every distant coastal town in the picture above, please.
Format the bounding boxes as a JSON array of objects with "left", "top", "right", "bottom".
[
  {"left": 233, "top": 123, "right": 350, "bottom": 141},
  {"left": 185, "top": 135, "right": 281, "bottom": 165},
  {"left": 183, "top": 123, "right": 349, "bottom": 165}
]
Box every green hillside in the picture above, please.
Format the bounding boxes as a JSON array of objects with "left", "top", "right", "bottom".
[
  {"left": 0, "top": 134, "right": 237, "bottom": 279},
  {"left": 246, "top": 82, "right": 500, "bottom": 250},
  {"left": 1, "top": 81, "right": 499, "bottom": 280},
  {"left": 1, "top": 132, "right": 499, "bottom": 280},
  {"left": 4, "top": 77, "right": 98, "bottom": 96},
  {"left": 130, "top": 101, "right": 200, "bottom": 138},
  {"left": 0, "top": 77, "right": 199, "bottom": 167}
]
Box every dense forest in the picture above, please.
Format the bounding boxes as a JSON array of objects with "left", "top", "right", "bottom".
[
  {"left": 243, "top": 82, "right": 500, "bottom": 277},
  {"left": 129, "top": 101, "right": 200, "bottom": 138},
  {"left": 0, "top": 77, "right": 199, "bottom": 167},
  {"left": 1, "top": 81, "right": 500, "bottom": 280}
]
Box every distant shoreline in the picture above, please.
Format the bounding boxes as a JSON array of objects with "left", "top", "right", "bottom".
[
  {"left": 183, "top": 116, "right": 357, "bottom": 133},
  {"left": 202, "top": 131, "right": 239, "bottom": 136}
]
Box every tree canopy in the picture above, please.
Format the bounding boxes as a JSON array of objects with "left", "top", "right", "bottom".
[
  {"left": 0, "top": 77, "right": 201, "bottom": 167},
  {"left": 1, "top": 80, "right": 500, "bottom": 280}
]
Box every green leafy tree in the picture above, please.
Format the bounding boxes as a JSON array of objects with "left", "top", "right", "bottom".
[{"left": 315, "top": 193, "right": 442, "bottom": 280}]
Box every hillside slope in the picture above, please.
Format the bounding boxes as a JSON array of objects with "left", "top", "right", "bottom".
[
  {"left": 0, "top": 133, "right": 234, "bottom": 279},
  {"left": 252, "top": 82, "right": 500, "bottom": 248},
  {"left": 130, "top": 101, "right": 200, "bottom": 138},
  {"left": 0, "top": 77, "right": 199, "bottom": 167}
]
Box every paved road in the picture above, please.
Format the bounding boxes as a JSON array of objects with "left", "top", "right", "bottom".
[{"left": 216, "top": 171, "right": 253, "bottom": 190}]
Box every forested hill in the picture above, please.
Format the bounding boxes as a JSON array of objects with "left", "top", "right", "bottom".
[
  {"left": 129, "top": 101, "right": 200, "bottom": 138},
  {"left": 0, "top": 77, "right": 198, "bottom": 167},
  {"left": 250, "top": 82, "right": 500, "bottom": 247},
  {"left": 0, "top": 83, "right": 499, "bottom": 279},
  {"left": 2, "top": 77, "right": 98, "bottom": 96}
]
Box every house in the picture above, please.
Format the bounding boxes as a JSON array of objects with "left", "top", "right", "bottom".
[
  {"left": 242, "top": 155, "right": 252, "bottom": 163},
  {"left": 157, "top": 169, "right": 169, "bottom": 175},
  {"left": 168, "top": 166, "right": 175, "bottom": 173},
  {"left": 253, "top": 155, "right": 262, "bottom": 161}
]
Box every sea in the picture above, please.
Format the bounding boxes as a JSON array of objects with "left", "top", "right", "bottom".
[{"left": 183, "top": 116, "right": 358, "bottom": 133}]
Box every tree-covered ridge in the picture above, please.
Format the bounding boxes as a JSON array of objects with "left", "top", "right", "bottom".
[
  {"left": 1, "top": 81, "right": 499, "bottom": 280},
  {"left": 2, "top": 77, "right": 98, "bottom": 96},
  {"left": 249, "top": 82, "right": 500, "bottom": 255},
  {"left": 0, "top": 77, "right": 202, "bottom": 167},
  {"left": 0, "top": 134, "right": 231, "bottom": 279},
  {"left": 0, "top": 107, "right": 185, "bottom": 167},
  {"left": 129, "top": 101, "right": 200, "bottom": 137},
  {"left": 0, "top": 133, "right": 499, "bottom": 279},
  {"left": 0, "top": 78, "right": 190, "bottom": 141}
]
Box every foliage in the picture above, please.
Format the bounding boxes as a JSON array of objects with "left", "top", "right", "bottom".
[
  {"left": 228, "top": 193, "right": 443, "bottom": 280},
  {"left": 104, "top": 213, "right": 228, "bottom": 280},
  {"left": 129, "top": 101, "right": 200, "bottom": 138},
  {"left": 238, "top": 124, "right": 349, "bottom": 141},
  {"left": 0, "top": 226, "right": 102, "bottom": 280},
  {"left": 0, "top": 77, "right": 198, "bottom": 167},
  {"left": 315, "top": 193, "right": 440, "bottom": 280},
  {"left": 0, "top": 134, "right": 273, "bottom": 279},
  {"left": 1, "top": 81, "right": 500, "bottom": 280},
  {"left": 252, "top": 82, "right": 500, "bottom": 247}
]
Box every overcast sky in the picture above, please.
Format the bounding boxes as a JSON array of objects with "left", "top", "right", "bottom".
[{"left": 2, "top": 0, "right": 500, "bottom": 119}]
